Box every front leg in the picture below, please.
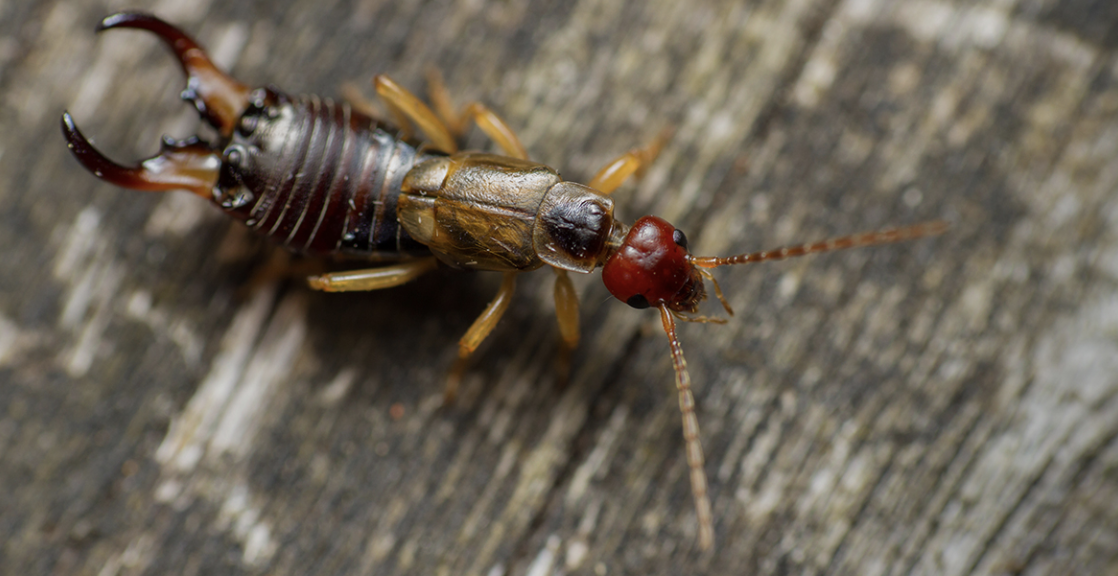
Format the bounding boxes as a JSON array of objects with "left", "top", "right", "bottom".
[
  {"left": 552, "top": 268, "right": 580, "bottom": 385},
  {"left": 587, "top": 128, "right": 671, "bottom": 194}
]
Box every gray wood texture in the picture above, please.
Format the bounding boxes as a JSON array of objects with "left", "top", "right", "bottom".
[{"left": 3, "top": 0, "right": 1117, "bottom": 574}]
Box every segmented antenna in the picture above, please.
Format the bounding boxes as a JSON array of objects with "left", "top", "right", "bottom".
[
  {"left": 659, "top": 304, "right": 715, "bottom": 550},
  {"left": 692, "top": 220, "right": 948, "bottom": 268}
]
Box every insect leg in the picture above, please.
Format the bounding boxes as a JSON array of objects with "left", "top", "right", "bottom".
[
  {"left": 551, "top": 268, "right": 580, "bottom": 384},
  {"left": 425, "top": 69, "right": 529, "bottom": 160},
  {"left": 445, "top": 271, "right": 518, "bottom": 403},
  {"left": 587, "top": 128, "right": 672, "bottom": 195},
  {"left": 374, "top": 75, "right": 459, "bottom": 155},
  {"left": 306, "top": 257, "right": 439, "bottom": 292}
]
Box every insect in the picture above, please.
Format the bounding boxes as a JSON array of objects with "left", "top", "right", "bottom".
[{"left": 61, "top": 12, "right": 946, "bottom": 550}]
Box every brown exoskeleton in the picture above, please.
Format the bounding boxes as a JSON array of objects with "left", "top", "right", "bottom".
[{"left": 62, "top": 13, "right": 945, "bottom": 549}]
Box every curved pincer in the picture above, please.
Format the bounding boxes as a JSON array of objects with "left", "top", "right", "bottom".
[
  {"left": 59, "top": 12, "right": 257, "bottom": 198},
  {"left": 98, "top": 12, "right": 252, "bottom": 136},
  {"left": 61, "top": 111, "right": 221, "bottom": 198}
]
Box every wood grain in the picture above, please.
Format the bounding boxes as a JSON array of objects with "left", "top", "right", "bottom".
[{"left": 2, "top": 1, "right": 1116, "bottom": 574}]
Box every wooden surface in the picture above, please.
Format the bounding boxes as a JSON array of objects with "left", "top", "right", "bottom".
[{"left": 3, "top": 0, "right": 1117, "bottom": 574}]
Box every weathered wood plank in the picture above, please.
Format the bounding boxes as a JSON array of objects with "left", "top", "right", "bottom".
[{"left": 2, "top": 0, "right": 1116, "bottom": 575}]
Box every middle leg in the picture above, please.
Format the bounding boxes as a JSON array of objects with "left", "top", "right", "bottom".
[{"left": 445, "top": 271, "right": 519, "bottom": 404}]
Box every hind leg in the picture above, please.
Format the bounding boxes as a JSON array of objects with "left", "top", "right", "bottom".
[
  {"left": 425, "top": 69, "right": 529, "bottom": 160},
  {"left": 307, "top": 257, "right": 439, "bottom": 292}
]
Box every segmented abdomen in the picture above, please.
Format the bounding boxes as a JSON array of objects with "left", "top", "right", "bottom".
[{"left": 218, "top": 91, "right": 431, "bottom": 259}]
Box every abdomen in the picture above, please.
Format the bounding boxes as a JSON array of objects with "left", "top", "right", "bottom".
[{"left": 215, "top": 89, "right": 432, "bottom": 260}]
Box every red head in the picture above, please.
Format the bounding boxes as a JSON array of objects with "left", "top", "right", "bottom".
[{"left": 602, "top": 216, "right": 707, "bottom": 313}]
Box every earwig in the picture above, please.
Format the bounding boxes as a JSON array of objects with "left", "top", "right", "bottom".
[{"left": 61, "top": 13, "right": 946, "bottom": 550}]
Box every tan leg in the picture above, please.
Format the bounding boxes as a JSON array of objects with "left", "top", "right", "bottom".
[
  {"left": 374, "top": 75, "right": 459, "bottom": 155},
  {"left": 306, "top": 257, "right": 438, "bottom": 292},
  {"left": 445, "top": 272, "right": 518, "bottom": 403},
  {"left": 587, "top": 128, "right": 672, "bottom": 195},
  {"left": 426, "top": 69, "right": 529, "bottom": 160},
  {"left": 552, "top": 268, "right": 580, "bottom": 384}
]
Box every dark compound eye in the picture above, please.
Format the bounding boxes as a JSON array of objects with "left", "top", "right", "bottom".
[
  {"left": 673, "top": 228, "right": 688, "bottom": 249},
  {"left": 626, "top": 294, "right": 651, "bottom": 309}
]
